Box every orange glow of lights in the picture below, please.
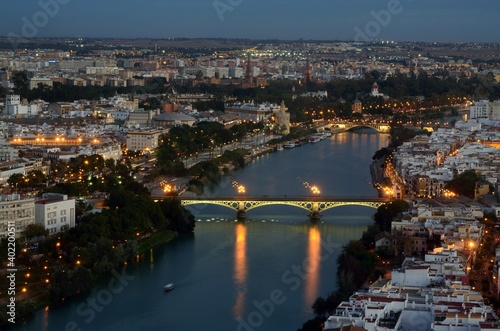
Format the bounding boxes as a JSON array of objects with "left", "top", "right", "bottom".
[
  {"left": 232, "top": 223, "right": 247, "bottom": 319},
  {"left": 305, "top": 226, "right": 321, "bottom": 306}
]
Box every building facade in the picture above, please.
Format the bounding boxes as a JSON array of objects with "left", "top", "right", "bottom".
[
  {"left": 470, "top": 100, "right": 489, "bottom": 119},
  {"left": 4, "top": 94, "right": 41, "bottom": 116},
  {"left": 126, "top": 129, "right": 166, "bottom": 152},
  {"left": 0, "top": 194, "right": 35, "bottom": 239},
  {"left": 225, "top": 101, "right": 280, "bottom": 122},
  {"left": 35, "top": 193, "right": 76, "bottom": 234},
  {"left": 273, "top": 101, "right": 290, "bottom": 134}
]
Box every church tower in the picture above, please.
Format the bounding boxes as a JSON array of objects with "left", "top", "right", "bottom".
[
  {"left": 243, "top": 53, "right": 255, "bottom": 88},
  {"left": 305, "top": 58, "right": 312, "bottom": 84}
]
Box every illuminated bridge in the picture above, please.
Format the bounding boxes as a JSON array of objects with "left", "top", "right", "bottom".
[
  {"left": 177, "top": 196, "right": 390, "bottom": 222},
  {"left": 331, "top": 123, "right": 390, "bottom": 133}
]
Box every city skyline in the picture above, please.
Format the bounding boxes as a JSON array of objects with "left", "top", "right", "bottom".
[{"left": 1, "top": 0, "right": 500, "bottom": 43}]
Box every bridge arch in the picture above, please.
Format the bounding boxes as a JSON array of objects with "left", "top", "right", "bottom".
[
  {"left": 316, "top": 201, "right": 384, "bottom": 212},
  {"left": 344, "top": 124, "right": 382, "bottom": 133},
  {"left": 181, "top": 200, "right": 240, "bottom": 212},
  {"left": 180, "top": 199, "right": 385, "bottom": 215}
]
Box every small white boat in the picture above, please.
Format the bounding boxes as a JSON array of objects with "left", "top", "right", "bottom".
[
  {"left": 163, "top": 283, "right": 174, "bottom": 291},
  {"left": 308, "top": 136, "right": 321, "bottom": 143},
  {"left": 283, "top": 142, "right": 296, "bottom": 149},
  {"left": 276, "top": 145, "right": 284, "bottom": 151}
]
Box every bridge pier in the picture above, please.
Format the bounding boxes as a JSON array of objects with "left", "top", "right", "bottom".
[
  {"left": 309, "top": 211, "right": 321, "bottom": 223},
  {"left": 309, "top": 202, "right": 321, "bottom": 223},
  {"left": 236, "top": 201, "right": 246, "bottom": 221}
]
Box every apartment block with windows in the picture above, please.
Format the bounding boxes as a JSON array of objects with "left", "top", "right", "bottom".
[
  {"left": 34, "top": 193, "right": 75, "bottom": 235},
  {"left": 0, "top": 194, "right": 35, "bottom": 239}
]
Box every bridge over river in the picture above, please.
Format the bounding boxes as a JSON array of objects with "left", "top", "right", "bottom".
[{"left": 176, "top": 196, "right": 391, "bottom": 222}]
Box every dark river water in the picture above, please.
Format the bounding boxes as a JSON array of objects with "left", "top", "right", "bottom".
[{"left": 15, "top": 129, "right": 388, "bottom": 331}]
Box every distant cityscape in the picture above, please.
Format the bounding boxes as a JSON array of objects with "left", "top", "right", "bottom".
[{"left": 1, "top": 38, "right": 500, "bottom": 330}]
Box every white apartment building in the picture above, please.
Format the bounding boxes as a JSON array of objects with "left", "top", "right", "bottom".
[
  {"left": 0, "top": 139, "right": 18, "bottom": 162},
  {"left": 110, "top": 109, "right": 131, "bottom": 121},
  {"left": 215, "top": 67, "right": 230, "bottom": 78},
  {"left": 4, "top": 95, "right": 41, "bottom": 116},
  {"left": 489, "top": 100, "right": 500, "bottom": 120},
  {"left": 470, "top": 99, "right": 500, "bottom": 120},
  {"left": 85, "top": 66, "right": 120, "bottom": 75},
  {"left": 35, "top": 193, "right": 75, "bottom": 234},
  {"left": 470, "top": 100, "right": 490, "bottom": 119},
  {"left": 0, "top": 194, "right": 35, "bottom": 239},
  {"left": 126, "top": 129, "right": 166, "bottom": 152}
]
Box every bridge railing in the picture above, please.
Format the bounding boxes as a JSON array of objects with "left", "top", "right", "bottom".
[{"left": 176, "top": 195, "right": 390, "bottom": 202}]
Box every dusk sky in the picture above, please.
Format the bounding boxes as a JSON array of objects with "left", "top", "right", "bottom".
[{"left": 2, "top": 0, "right": 500, "bottom": 42}]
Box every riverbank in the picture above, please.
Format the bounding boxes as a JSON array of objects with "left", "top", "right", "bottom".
[
  {"left": 1, "top": 229, "right": 179, "bottom": 328},
  {"left": 137, "top": 230, "right": 178, "bottom": 254},
  {"left": 370, "top": 157, "right": 386, "bottom": 196}
]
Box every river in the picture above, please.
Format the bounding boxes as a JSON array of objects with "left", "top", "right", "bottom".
[{"left": 14, "top": 129, "right": 388, "bottom": 331}]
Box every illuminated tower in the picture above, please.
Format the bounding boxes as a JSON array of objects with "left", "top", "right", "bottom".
[{"left": 273, "top": 100, "right": 290, "bottom": 134}]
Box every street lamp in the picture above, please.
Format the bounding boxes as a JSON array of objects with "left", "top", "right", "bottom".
[
  {"left": 237, "top": 185, "right": 245, "bottom": 194},
  {"left": 310, "top": 185, "right": 320, "bottom": 195}
]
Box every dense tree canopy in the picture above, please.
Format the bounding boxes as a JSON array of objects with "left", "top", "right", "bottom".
[
  {"left": 445, "top": 170, "right": 485, "bottom": 199},
  {"left": 373, "top": 200, "right": 409, "bottom": 232}
]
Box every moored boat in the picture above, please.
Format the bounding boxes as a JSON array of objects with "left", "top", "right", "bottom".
[{"left": 308, "top": 136, "right": 321, "bottom": 143}]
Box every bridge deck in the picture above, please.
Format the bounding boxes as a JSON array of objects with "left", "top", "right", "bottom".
[{"left": 177, "top": 196, "right": 389, "bottom": 203}]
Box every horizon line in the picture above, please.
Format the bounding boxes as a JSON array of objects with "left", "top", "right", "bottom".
[{"left": 1, "top": 36, "right": 499, "bottom": 45}]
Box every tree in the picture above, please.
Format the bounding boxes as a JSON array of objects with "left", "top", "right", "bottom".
[
  {"left": 140, "top": 97, "right": 161, "bottom": 110},
  {"left": 372, "top": 147, "right": 391, "bottom": 160},
  {"left": 158, "top": 198, "right": 196, "bottom": 233},
  {"left": 312, "top": 297, "right": 328, "bottom": 318},
  {"left": 105, "top": 158, "right": 115, "bottom": 170},
  {"left": 12, "top": 71, "right": 29, "bottom": 93},
  {"left": 43, "top": 182, "right": 88, "bottom": 197},
  {"left": 7, "top": 173, "right": 25, "bottom": 190},
  {"left": 24, "top": 224, "right": 48, "bottom": 241},
  {"left": 373, "top": 200, "right": 409, "bottom": 232},
  {"left": 445, "top": 169, "right": 483, "bottom": 199},
  {"left": 361, "top": 224, "right": 381, "bottom": 249},
  {"left": 389, "top": 119, "right": 423, "bottom": 147},
  {"left": 26, "top": 170, "right": 47, "bottom": 188},
  {"left": 337, "top": 240, "right": 377, "bottom": 288}
]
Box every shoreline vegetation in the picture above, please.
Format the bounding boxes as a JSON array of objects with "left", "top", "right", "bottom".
[
  {"left": 0, "top": 187, "right": 195, "bottom": 327},
  {"left": 0, "top": 229, "right": 180, "bottom": 328}
]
